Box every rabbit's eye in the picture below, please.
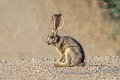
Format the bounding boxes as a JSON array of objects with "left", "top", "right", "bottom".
[{"left": 50, "top": 36, "right": 54, "bottom": 39}]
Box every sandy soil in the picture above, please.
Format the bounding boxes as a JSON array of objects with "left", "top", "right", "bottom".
[{"left": 0, "top": 56, "right": 120, "bottom": 80}]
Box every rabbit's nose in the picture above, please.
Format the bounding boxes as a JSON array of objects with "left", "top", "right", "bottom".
[{"left": 48, "top": 42, "right": 50, "bottom": 45}]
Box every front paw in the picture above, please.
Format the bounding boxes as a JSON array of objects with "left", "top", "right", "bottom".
[{"left": 54, "top": 62, "right": 59, "bottom": 67}]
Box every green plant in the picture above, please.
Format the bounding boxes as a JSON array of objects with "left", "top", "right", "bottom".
[
  {"left": 103, "top": 0, "right": 120, "bottom": 38},
  {"left": 106, "top": 0, "right": 120, "bottom": 20}
]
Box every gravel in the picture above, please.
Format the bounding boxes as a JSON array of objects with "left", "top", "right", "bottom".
[{"left": 0, "top": 56, "right": 120, "bottom": 80}]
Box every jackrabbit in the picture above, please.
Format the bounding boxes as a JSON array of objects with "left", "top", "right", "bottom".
[{"left": 47, "top": 14, "right": 85, "bottom": 67}]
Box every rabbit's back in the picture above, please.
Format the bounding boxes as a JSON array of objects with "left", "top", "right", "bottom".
[{"left": 61, "top": 36, "right": 83, "bottom": 48}]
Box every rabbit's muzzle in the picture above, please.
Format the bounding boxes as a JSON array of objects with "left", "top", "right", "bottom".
[{"left": 47, "top": 41, "right": 51, "bottom": 45}]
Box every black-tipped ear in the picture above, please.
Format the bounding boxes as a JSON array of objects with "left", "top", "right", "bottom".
[{"left": 51, "top": 14, "right": 64, "bottom": 32}]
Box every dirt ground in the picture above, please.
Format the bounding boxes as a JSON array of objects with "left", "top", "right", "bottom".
[{"left": 0, "top": 56, "right": 120, "bottom": 80}]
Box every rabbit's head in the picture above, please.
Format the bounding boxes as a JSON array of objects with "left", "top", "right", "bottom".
[{"left": 47, "top": 14, "right": 64, "bottom": 45}]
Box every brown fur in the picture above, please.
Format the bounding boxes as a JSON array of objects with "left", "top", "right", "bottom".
[{"left": 47, "top": 14, "right": 85, "bottom": 67}]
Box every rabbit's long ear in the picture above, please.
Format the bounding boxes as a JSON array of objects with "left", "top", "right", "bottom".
[{"left": 51, "top": 14, "right": 64, "bottom": 32}]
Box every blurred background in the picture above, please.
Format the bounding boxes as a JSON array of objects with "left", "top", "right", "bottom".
[{"left": 0, "top": 0, "right": 120, "bottom": 59}]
